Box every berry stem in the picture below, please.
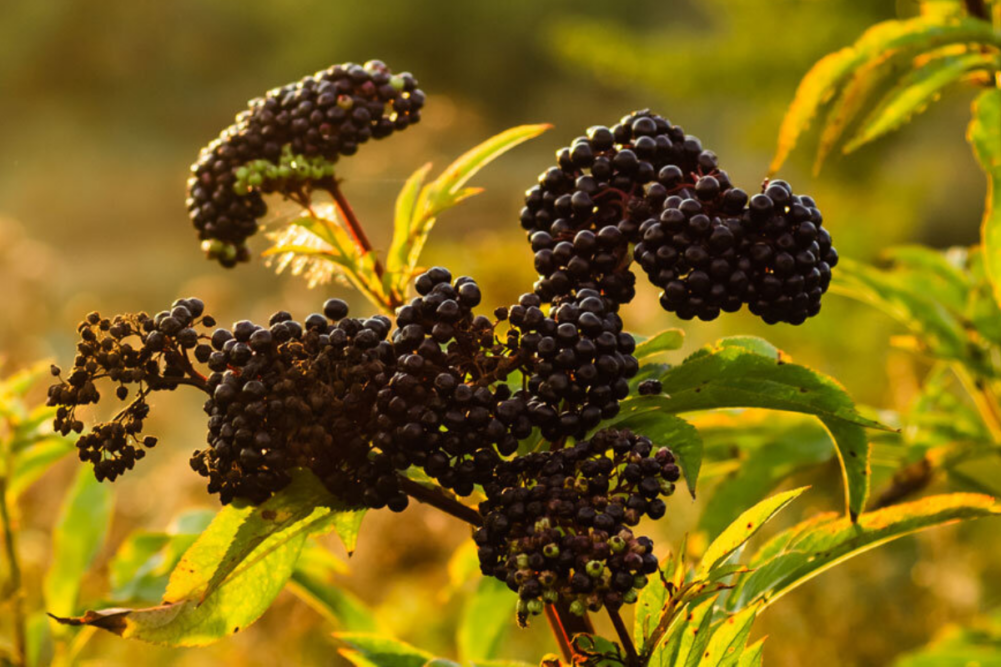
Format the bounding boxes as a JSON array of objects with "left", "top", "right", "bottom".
[
  {"left": 608, "top": 606, "right": 640, "bottom": 667},
  {"left": 544, "top": 603, "right": 575, "bottom": 662},
  {"left": 396, "top": 476, "right": 483, "bottom": 526},
  {"left": 0, "top": 478, "right": 27, "bottom": 667}
]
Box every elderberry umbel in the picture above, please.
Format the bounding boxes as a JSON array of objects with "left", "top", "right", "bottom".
[
  {"left": 187, "top": 60, "right": 424, "bottom": 266},
  {"left": 474, "top": 428, "right": 681, "bottom": 623},
  {"left": 521, "top": 110, "right": 837, "bottom": 324},
  {"left": 521, "top": 110, "right": 731, "bottom": 307},
  {"left": 48, "top": 298, "right": 213, "bottom": 482}
]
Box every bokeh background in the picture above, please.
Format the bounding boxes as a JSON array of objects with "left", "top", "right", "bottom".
[{"left": 1, "top": 1, "right": 997, "bottom": 665}]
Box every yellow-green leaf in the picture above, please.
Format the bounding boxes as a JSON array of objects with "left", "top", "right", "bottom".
[
  {"left": 728, "top": 493, "right": 1001, "bottom": 612},
  {"left": 698, "top": 487, "right": 808, "bottom": 579},
  {"left": 970, "top": 89, "right": 1001, "bottom": 310},
  {"left": 772, "top": 16, "right": 1000, "bottom": 174},
  {"left": 635, "top": 329, "right": 685, "bottom": 360},
  {"left": 44, "top": 465, "right": 114, "bottom": 619},
  {"left": 698, "top": 605, "right": 760, "bottom": 667},
  {"left": 847, "top": 51, "right": 999, "bottom": 152}
]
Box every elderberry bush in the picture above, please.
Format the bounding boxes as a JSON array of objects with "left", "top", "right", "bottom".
[
  {"left": 187, "top": 60, "right": 424, "bottom": 266},
  {"left": 51, "top": 76, "right": 845, "bottom": 644}
]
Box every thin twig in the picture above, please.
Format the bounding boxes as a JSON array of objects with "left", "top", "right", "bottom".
[
  {"left": 608, "top": 606, "right": 640, "bottom": 667},
  {"left": 0, "top": 478, "right": 26, "bottom": 667},
  {"left": 326, "top": 181, "right": 385, "bottom": 278},
  {"left": 396, "top": 476, "right": 483, "bottom": 526}
]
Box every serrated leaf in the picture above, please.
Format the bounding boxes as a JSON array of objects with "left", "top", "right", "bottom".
[
  {"left": 635, "top": 329, "right": 685, "bottom": 360},
  {"left": 53, "top": 470, "right": 357, "bottom": 646},
  {"left": 847, "top": 51, "right": 999, "bottom": 152},
  {"left": 387, "top": 162, "right": 433, "bottom": 276},
  {"left": 458, "top": 577, "right": 515, "bottom": 662},
  {"left": 665, "top": 595, "right": 717, "bottom": 667},
  {"left": 639, "top": 337, "right": 885, "bottom": 518},
  {"left": 392, "top": 124, "right": 550, "bottom": 294},
  {"left": 336, "top": 633, "right": 433, "bottom": 667},
  {"left": 970, "top": 89, "right": 1001, "bottom": 311},
  {"left": 606, "top": 411, "right": 702, "bottom": 497},
  {"left": 737, "top": 638, "right": 766, "bottom": 667},
  {"left": 698, "top": 488, "right": 807, "bottom": 579},
  {"left": 771, "top": 16, "right": 1000, "bottom": 173},
  {"left": 698, "top": 605, "right": 760, "bottom": 667},
  {"left": 44, "top": 465, "right": 114, "bottom": 619},
  {"left": 634, "top": 560, "right": 672, "bottom": 648},
  {"left": 166, "top": 470, "right": 351, "bottom": 604},
  {"left": 728, "top": 493, "right": 1001, "bottom": 612}
]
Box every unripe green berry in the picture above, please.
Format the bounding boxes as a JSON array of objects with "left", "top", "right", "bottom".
[
  {"left": 610, "top": 536, "right": 626, "bottom": 553},
  {"left": 569, "top": 600, "right": 586, "bottom": 616},
  {"left": 634, "top": 574, "right": 648, "bottom": 589},
  {"left": 543, "top": 543, "right": 559, "bottom": 558},
  {"left": 516, "top": 554, "right": 529, "bottom": 570},
  {"left": 623, "top": 589, "right": 639, "bottom": 604},
  {"left": 527, "top": 599, "right": 544, "bottom": 615},
  {"left": 585, "top": 560, "right": 604, "bottom": 577}
]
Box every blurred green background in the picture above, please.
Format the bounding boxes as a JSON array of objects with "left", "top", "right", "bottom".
[{"left": 1, "top": 1, "right": 997, "bottom": 665}]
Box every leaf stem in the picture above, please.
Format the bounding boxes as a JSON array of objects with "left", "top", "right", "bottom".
[
  {"left": 953, "top": 364, "right": 1001, "bottom": 442},
  {"left": 0, "top": 477, "right": 26, "bottom": 667},
  {"left": 608, "top": 606, "right": 640, "bottom": 667}
]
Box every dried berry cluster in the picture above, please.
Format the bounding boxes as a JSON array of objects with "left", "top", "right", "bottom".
[
  {"left": 521, "top": 110, "right": 837, "bottom": 324},
  {"left": 474, "top": 428, "right": 680, "bottom": 621},
  {"left": 48, "top": 299, "right": 214, "bottom": 481},
  {"left": 186, "top": 60, "right": 424, "bottom": 266}
]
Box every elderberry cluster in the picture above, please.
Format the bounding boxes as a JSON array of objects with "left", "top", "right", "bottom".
[
  {"left": 520, "top": 110, "right": 837, "bottom": 324},
  {"left": 187, "top": 60, "right": 424, "bottom": 266},
  {"left": 375, "top": 268, "right": 533, "bottom": 496},
  {"left": 190, "top": 300, "right": 403, "bottom": 507},
  {"left": 474, "top": 428, "right": 681, "bottom": 622},
  {"left": 504, "top": 290, "right": 637, "bottom": 441},
  {"left": 48, "top": 299, "right": 214, "bottom": 481}
]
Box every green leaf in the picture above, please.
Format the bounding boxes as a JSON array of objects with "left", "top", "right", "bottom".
[
  {"left": 641, "top": 337, "right": 886, "bottom": 518},
  {"left": 698, "top": 416, "right": 833, "bottom": 540},
  {"left": 635, "top": 329, "right": 685, "bottom": 360},
  {"left": 606, "top": 411, "right": 702, "bottom": 497},
  {"left": 8, "top": 437, "right": 74, "bottom": 499},
  {"left": 52, "top": 470, "right": 354, "bottom": 646},
  {"left": 44, "top": 465, "right": 114, "bottom": 619},
  {"left": 457, "top": 577, "right": 515, "bottom": 662},
  {"left": 698, "top": 605, "right": 760, "bottom": 667},
  {"left": 288, "top": 542, "right": 380, "bottom": 633},
  {"left": 336, "top": 633, "right": 433, "bottom": 667},
  {"left": 634, "top": 560, "right": 672, "bottom": 648},
  {"left": 728, "top": 493, "right": 1001, "bottom": 612},
  {"left": 658, "top": 595, "right": 717, "bottom": 667},
  {"left": 737, "top": 638, "right": 766, "bottom": 667},
  {"left": 108, "top": 510, "right": 215, "bottom": 603},
  {"left": 392, "top": 124, "right": 550, "bottom": 293},
  {"left": 164, "top": 470, "right": 352, "bottom": 604},
  {"left": 833, "top": 257, "right": 971, "bottom": 364},
  {"left": 387, "top": 162, "right": 433, "bottom": 277},
  {"left": 771, "top": 16, "right": 1000, "bottom": 174},
  {"left": 698, "top": 487, "right": 808, "bottom": 579},
  {"left": 970, "top": 89, "right": 1001, "bottom": 310},
  {"left": 847, "top": 51, "right": 999, "bottom": 152}
]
